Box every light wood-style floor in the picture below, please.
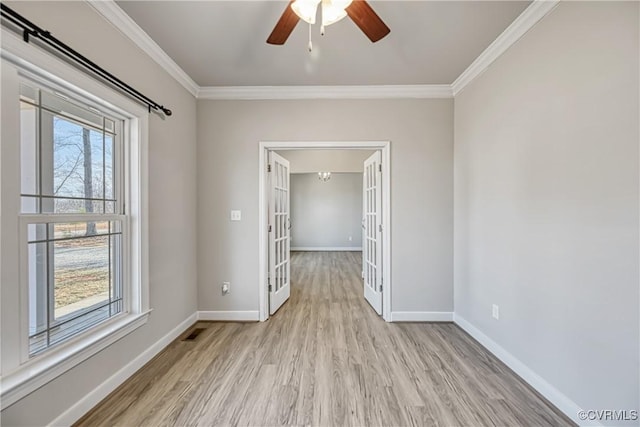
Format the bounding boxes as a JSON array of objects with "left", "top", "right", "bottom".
[{"left": 77, "top": 251, "right": 573, "bottom": 427}]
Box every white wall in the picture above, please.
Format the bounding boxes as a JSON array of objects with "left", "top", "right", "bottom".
[
  {"left": 290, "top": 173, "right": 363, "bottom": 249},
  {"left": 277, "top": 149, "right": 373, "bottom": 173},
  {"left": 0, "top": 2, "right": 198, "bottom": 425},
  {"left": 197, "top": 99, "right": 454, "bottom": 314},
  {"left": 454, "top": 1, "right": 639, "bottom": 421}
]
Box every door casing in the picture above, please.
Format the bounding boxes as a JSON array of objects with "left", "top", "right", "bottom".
[{"left": 258, "top": 141, "right": 391, "bottom": 322}]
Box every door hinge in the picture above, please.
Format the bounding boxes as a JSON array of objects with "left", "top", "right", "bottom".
[
  {"left": 378, "top": 163, "right": 382, "bottom": 172},
  {"left": 380, "top": 284, "right": 383, "bottom": 292},
  {"left": 267, "top": 164, "right": 272, "bottom": 172},
  {"left": 268, "top": 225, "right": 272, "bottom": 232},
  {"left": 379, "top": 224, "right": 383, "bottom": 232}
]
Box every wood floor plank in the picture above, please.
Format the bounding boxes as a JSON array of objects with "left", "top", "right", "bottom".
[{"left": 76, "top": 251, "right": 574, "bottom": 427}]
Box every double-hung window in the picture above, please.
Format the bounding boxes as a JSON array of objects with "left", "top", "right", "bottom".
[
  {"left": 1, "top": 31, "right": 149, "bottom": 408},
  {"left": 20, "top": 81, "right": 126, "bottom": 355}
]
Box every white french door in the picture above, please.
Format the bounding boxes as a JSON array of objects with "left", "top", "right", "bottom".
[
  {"left": 268, "top": 151, "right": 291, "bottom": 315},
  {"left": 363, "top": 151, "right": 383, "bottom": 315}
]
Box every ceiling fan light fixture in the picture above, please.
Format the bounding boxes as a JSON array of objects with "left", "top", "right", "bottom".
[
  {"left": 291, "top": 0, "right": 320, "bottom": 24},
  {"left": 321, "top": 0, "right": 352, "bottom": 28},
  {"left": 331, "top": 0, "right": 353, "bottom": 11},
  {"left": 268, "top": 0, "right": 389, "bottom": 47}
]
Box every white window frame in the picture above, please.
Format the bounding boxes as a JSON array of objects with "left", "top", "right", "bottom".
[
  {"left": 0, "top": 28, "right": 150, "bottom": 409},
  {"left": 19, "top": 78, "right": 127, "bottom": 359}
]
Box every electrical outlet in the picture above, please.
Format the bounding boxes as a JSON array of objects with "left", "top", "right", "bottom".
[
  {"left": 230, "top": 210, "right": 241, "bottom": 221},
  {"left": 492, "top": 304, "right": 499, "bottom": 320},
  {"left": 222, "top": 282, "right": 230, "bottom": 295}
]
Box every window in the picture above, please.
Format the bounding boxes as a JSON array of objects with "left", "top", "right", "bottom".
[
  {"left": 20, "top": 82, "right": 126, "bottom": 355},
  {"left": 1, "top": 33, "right": 149, "bottom": 409}
]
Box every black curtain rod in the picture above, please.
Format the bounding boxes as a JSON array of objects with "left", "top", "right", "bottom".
[{"left": 0, "top": 3, "right": 172, "bottom": 116}]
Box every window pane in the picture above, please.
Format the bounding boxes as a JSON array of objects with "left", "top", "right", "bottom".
[
  {"left": 49, "top": 302, "right": 119, "bottom": 347},
  {"left": 23, "top": 112, "right": 113, "bottom": 214},
  {"left": 90, "top": 129, "right": 105, "bottom": 201},
  {"left": 20, "top": 101, "right": 39, "bottom": 212},
  {"left": 105, "top": 134, "right": 114, "bottom": 200},
  {"left": 51, "top": 221, "right": 110, "bottom": 240},
  {"left": 27, "top": 220, "right": 123, "bottom": 356},
  {"left": 20, "top": 87, "right": 119, "bottom": 215},
  {"left": 27, "top": 223, "right": 46, "bottom": 243},
  {"left": 53, "top": 235, "right": 109, "bottom": 321},
  {"left": 27, "top": 241, "right": 48, "bottom": 337},
  {"left": 23, "top": 197, "right": 108, "bottom": 215},
  {"left": 49, "top": 115, "right": 94, "bottom": 197}
]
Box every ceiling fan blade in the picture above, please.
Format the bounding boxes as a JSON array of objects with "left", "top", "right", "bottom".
[
  {"left": 346, "top": 0, "right": 390, "bottom": 43},
  {"left": 267, "top": 1, "right": 300, "bottom": 45}
]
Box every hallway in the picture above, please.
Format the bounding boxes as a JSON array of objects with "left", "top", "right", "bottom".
[{"left": 77, "top": 251, "right": 572, "bottom": 426}]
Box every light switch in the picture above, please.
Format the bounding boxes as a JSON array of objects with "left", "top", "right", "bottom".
[{"left": 230, "top": 210, "right": 242, "bottom": 221}]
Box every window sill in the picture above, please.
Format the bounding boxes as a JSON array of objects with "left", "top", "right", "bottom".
[{"left": 0, "top": 310, "right": 151, "bottom": 410}]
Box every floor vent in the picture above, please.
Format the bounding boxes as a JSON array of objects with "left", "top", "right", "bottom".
[{"left": 183, "top": 328, "right": 205, "bottom": 341}]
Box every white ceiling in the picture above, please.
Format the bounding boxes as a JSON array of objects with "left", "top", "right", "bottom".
[{"left": 116, "top": 1, "right": 530, "bottom": 87}]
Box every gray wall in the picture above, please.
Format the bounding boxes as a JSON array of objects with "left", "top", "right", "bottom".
[
  {"left": 197, "top": 99, "right": 454, "bottom": 314},
  {"left": 454, "top": 1, "right": 639, "bottom": 419},
  {"left": 8, "top": 2, "right": 635, "bottom": 425},
  {"left": 0, "top": 2, "right": 198, "bottom": 425},
  {"left": 290, "top": 173, "right": 363, "bottom": 249}
]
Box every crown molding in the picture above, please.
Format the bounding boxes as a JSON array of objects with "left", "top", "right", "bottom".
[
  {"left": 197, "top": 84, "right": 453, "bottom": 100},
  {"left": 86, "top": 0, "right": 559, "bottom": 101},
  {"left": 86, "top": 0, "right": 199, "bottom": 97},
  {"left": 451, "top": 0, "right": 560, "bottom": 96}
]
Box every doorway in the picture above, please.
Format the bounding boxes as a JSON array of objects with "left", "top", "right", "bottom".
[{"left": 258, "top": 141, "right": 391, "bottom": 322}]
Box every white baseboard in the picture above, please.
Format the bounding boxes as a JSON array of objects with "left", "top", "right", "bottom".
[
  {"left": 44, "top": 309, "right": 587, "bottom": 426},
  {"left": 291, "top": 247, "right": 362, "bottom": 251},
  {"left": 391, "top": 311, "right": 454, "bottom": 322},
  {"left": 197, "top": 311, "right": 259, "bottom": 321},
  {"left": 453, "top": 314, "right": 595, "bottom": 426},
  {"left": 49, "top": 312, "right": 198, "bottom": 427}
]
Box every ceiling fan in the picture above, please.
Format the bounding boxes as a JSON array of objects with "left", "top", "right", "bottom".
[{"left": 267, "top": 0, "right": 390, "bottom": 46}]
